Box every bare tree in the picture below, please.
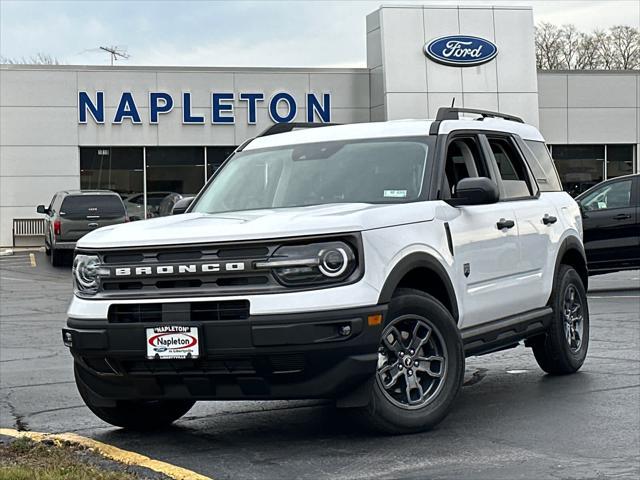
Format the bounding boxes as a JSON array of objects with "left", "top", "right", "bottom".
[
  {"left": 535, "top": 22, "right": 565, "bottom": 69},
  {"left": 574, "top": 32, "right": 600, "bottom": 69},
  {"left": 536, "top": 23, "right": 639, "bottom": 70},
  {"left": 559, "top": 24, "right": 581, "bottom": 69},
  {"left": 0, "top": 53, "right": 62, "bottom": 65},
  {"left": 609, "top": 25, "right": 640, "bottom": 69}
]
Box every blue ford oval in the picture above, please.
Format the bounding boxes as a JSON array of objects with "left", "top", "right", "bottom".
[{"left": 424, "top": 35, "right": 498, "bottom": 67}]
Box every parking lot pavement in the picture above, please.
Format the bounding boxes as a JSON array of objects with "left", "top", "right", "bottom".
[{"left": 1, "top": 251, "right": 639, "bottom": 480}]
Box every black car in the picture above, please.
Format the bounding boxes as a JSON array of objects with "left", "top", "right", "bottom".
[{"left": 576, "top": 174, "right": 640, "bottom": 275}]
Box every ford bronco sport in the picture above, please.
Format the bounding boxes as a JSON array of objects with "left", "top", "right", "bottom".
[{"left": 63, "top": 108, "right": 589, "bottom": 434}]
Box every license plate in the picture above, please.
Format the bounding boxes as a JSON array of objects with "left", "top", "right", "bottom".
[{"left": 146, "top": 326, "right": 200, "bottom": 360}]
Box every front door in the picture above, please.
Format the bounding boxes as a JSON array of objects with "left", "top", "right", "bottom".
[
  {"left": 440, "top": 134, "right": 521, "bottom": 328},
  {"left": 578, "top": 176, "right": 639, "bottom": 272}
]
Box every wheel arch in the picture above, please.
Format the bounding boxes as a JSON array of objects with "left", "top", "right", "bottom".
[
  {"left": 551, "top": 235, "right": 589, "bottom": 302},
  {"left": 378, "top": 252, "right": 459, "bottom": 324}
]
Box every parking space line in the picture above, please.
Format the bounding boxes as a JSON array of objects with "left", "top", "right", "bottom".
[
  {"left": 0, "top": 428, "right": 212, "bottom": 480},
  {"left": 29, "top": 253, "right": 36, "bottom": 267}
]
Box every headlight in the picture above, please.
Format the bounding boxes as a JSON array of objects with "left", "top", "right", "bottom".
[
  {"left": 256, "top": 241, "right": 358, "bottom": 286},
  {"left": 73, "top": 254, "right": 109, "bottom": 295}
]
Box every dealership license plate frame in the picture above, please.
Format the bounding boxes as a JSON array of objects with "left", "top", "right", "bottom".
[{"left": 146, "top": 325, "right": 200, "bottom": 360}]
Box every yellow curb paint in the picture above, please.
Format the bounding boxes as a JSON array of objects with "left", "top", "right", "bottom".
[
  {"left": 29, "top": 253, "right": 36, "bottom": 267},
  {"left": 0, "top": 428, "right": 212, "bottom": 480}
]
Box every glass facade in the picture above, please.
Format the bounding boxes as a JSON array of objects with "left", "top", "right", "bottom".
[
  {"left": 80, "top": 146, "right": 235, "bottom": 219},
  {"left": 549, "top": 144, "right": 636, "bottom": 197},
  {"left": 80, "top": 147, "right": 144, "bottom": 198}
]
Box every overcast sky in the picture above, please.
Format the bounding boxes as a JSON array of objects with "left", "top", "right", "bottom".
[{"left": 1, "top": 0, "right": 639, "bottom": 67}]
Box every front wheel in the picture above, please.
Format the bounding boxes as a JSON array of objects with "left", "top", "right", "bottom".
[
  {"left": 357, "top": 289, "right": 464, "bottom": 434},
  {"left": 531, "top": 265, "right": 589, "bottom": 375},
  {"left": 75, "top": 364, "right": 195, "bottom": 430}
]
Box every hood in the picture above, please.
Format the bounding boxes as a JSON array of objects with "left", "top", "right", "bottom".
[{"left": 77, "top": 202, "right": 436, "bottom": 249}]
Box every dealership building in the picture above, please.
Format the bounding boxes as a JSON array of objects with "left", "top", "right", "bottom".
[{"left": 1, "top": 4, "right": 639, "bottom": 246}]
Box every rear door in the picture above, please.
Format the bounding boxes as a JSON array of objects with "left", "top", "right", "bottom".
[
  {"left": 578, "top": 176, "right": 639, "bottom": 272},
  {"left": 59, "top": 194, "right": 127, "bottom": 241}
]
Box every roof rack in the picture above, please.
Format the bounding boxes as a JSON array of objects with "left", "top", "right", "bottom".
[
  {"left": 256, "top": 122, "right": 340, "bottom": 138},
  {"left": 434, "top": 107, "right": 524, "bottom": 124}
]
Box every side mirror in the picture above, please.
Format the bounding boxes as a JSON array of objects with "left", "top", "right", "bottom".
[
  {"left": 172, "top": 197, "right": 194, "bottom": 215},
  {"left": 446, "top": 177, "right": 499, "bottom": 207},
  {"left": 36, "top": 205, "right": 47, "bottom": 214}
]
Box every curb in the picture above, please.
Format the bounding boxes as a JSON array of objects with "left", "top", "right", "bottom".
[{"left": 0, "top": 428, "right": 212, "bottom": 480}]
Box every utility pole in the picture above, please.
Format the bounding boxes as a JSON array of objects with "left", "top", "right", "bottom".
[{"left": 99, "top": 46, "right": 129, "bottom": 66}]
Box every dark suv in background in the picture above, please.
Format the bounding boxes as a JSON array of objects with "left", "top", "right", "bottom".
[
  {"left": 37, "top": 190, "right": 128, "bottom": 266},
  {"left": 576, "top": 173, "right": 640, "bottom": 275}
]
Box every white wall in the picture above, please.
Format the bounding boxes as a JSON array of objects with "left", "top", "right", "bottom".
[
  {"left": 369, "top": 5, "right": 540, "bottom": 126},
  {"left": 538, "top": 71, "right": 640, "bottom": 145}
]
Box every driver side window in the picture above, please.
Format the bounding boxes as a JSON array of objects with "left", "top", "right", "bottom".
[
  {"left": 443, "top": 137, "right": 489, "bottom": 198},
  {"left": 580, "top": 179, "right": 632, "bottom": 211}
]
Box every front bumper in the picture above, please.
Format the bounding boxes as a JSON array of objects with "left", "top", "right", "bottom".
[{"left": 65, "top": 304, "right": 387, "bottom": 402}]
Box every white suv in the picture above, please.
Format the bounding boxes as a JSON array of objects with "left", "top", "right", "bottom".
[{"left": 63, "top": 108, "right": 589, "bottom": 434}]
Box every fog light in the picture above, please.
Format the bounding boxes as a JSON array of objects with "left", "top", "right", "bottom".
[
  {"left": 62, "top": 330, "right": 73, "bottom": 347},
  {"left": 339, "top": 325, "right": 352, "bottom": 337}
]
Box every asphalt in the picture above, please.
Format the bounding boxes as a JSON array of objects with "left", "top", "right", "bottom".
[{"left": 1, "top": 251, "right": 639, "bottom": 480}]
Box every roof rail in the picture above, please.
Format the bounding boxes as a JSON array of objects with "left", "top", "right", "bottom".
[
  {"left": 256, "top": 122, "right": 340, "bottom": 138},
  {"left": 434, "top": 107, "right": 524, "bottom": 124}
]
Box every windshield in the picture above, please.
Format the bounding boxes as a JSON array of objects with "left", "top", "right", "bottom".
[{"left": 192, "top": 137, "right": 432, "bottom": 214}]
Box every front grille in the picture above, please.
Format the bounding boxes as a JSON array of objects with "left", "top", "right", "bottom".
[
  {"left": 108, "top": 300, "right": 250, "bottom": 323},
  {"left": 92, "top": 243, "right": 280, "bottom": 298}
]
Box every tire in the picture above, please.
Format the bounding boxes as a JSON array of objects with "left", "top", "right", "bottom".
[
  {"left": 50, "top": 246, "right": 64, "bottom": 266},
  {"left": 532, "top": 265, "right": 589, "bottom": 375},
  {"left": 45, "top": 238, "right": 51, "bottom": 256},
  {"left": 75, "top": 364, "right": 195, "bottom": 430},
  {"left": 357, "top": 288, "right": 464, "bottom": 434}
]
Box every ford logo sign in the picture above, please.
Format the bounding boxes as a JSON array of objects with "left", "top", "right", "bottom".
[{"left": 424, "top": 35, "right": 498, "bottom": 67}]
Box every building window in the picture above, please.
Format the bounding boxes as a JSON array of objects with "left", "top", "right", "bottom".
[
  {"left": 80, "top": 146, "right": 238, "bottom": 219},
  {"left": 80, "top": 147, "right": 144, "bottom": 198},
  {"left": 607, "top": 144, "right": 635, "bottom": 179},
  {"left": 145, "top": 147, "right": 206, "bottom": 199},
  {"left": 207, "top": 146, "right": 236, "bottom": 178},
  {"left": 550, "top": 144, "right": 637, "bottom": 197},
  {"left": 550, "top": 145, "right": 604, "bottom": 197}
]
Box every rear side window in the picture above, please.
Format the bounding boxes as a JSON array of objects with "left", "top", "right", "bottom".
[
  {"left": 523, "top": 140, "right": 562, "bottom": 192},
  {"left": 486, "top": 136, "right": 534, "bottom": 199},
  {"left": 60, "top": 195, "right": 125, "bottom": 217}
]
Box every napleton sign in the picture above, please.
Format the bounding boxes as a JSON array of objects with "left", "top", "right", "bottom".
[{"left": 78, "top": 91, "right": 332, "bottom": 125}]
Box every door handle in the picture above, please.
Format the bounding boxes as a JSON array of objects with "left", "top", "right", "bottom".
[
  {"left": 496, "top": 218, "right": 515, "bottom": 230},
  {"left": 612, "top": 214, "right": 631, "bottom": 220},
  {"left": 542, "top": 214, "right": 557, "bottom": 225},
  {"left": 88, "top": 223, "right": 99, "bottom": 228}
]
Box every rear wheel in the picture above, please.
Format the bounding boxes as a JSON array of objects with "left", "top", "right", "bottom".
[
  {"left": 75, "top": 364, "right": 195, "bottom": 430},
  {"left": 50, "top": 246, "right": 63, "bottom": 266},
  {"left": 357, "top": 289, "right": 464, "bottom": 434},
  {"left": 531, "top": 265, "right": 589, "bottom": 375}
]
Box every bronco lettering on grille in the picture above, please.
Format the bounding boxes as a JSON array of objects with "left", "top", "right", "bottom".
[{"left": 114, "top": 262, "right": 246, "bottom": 276}]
